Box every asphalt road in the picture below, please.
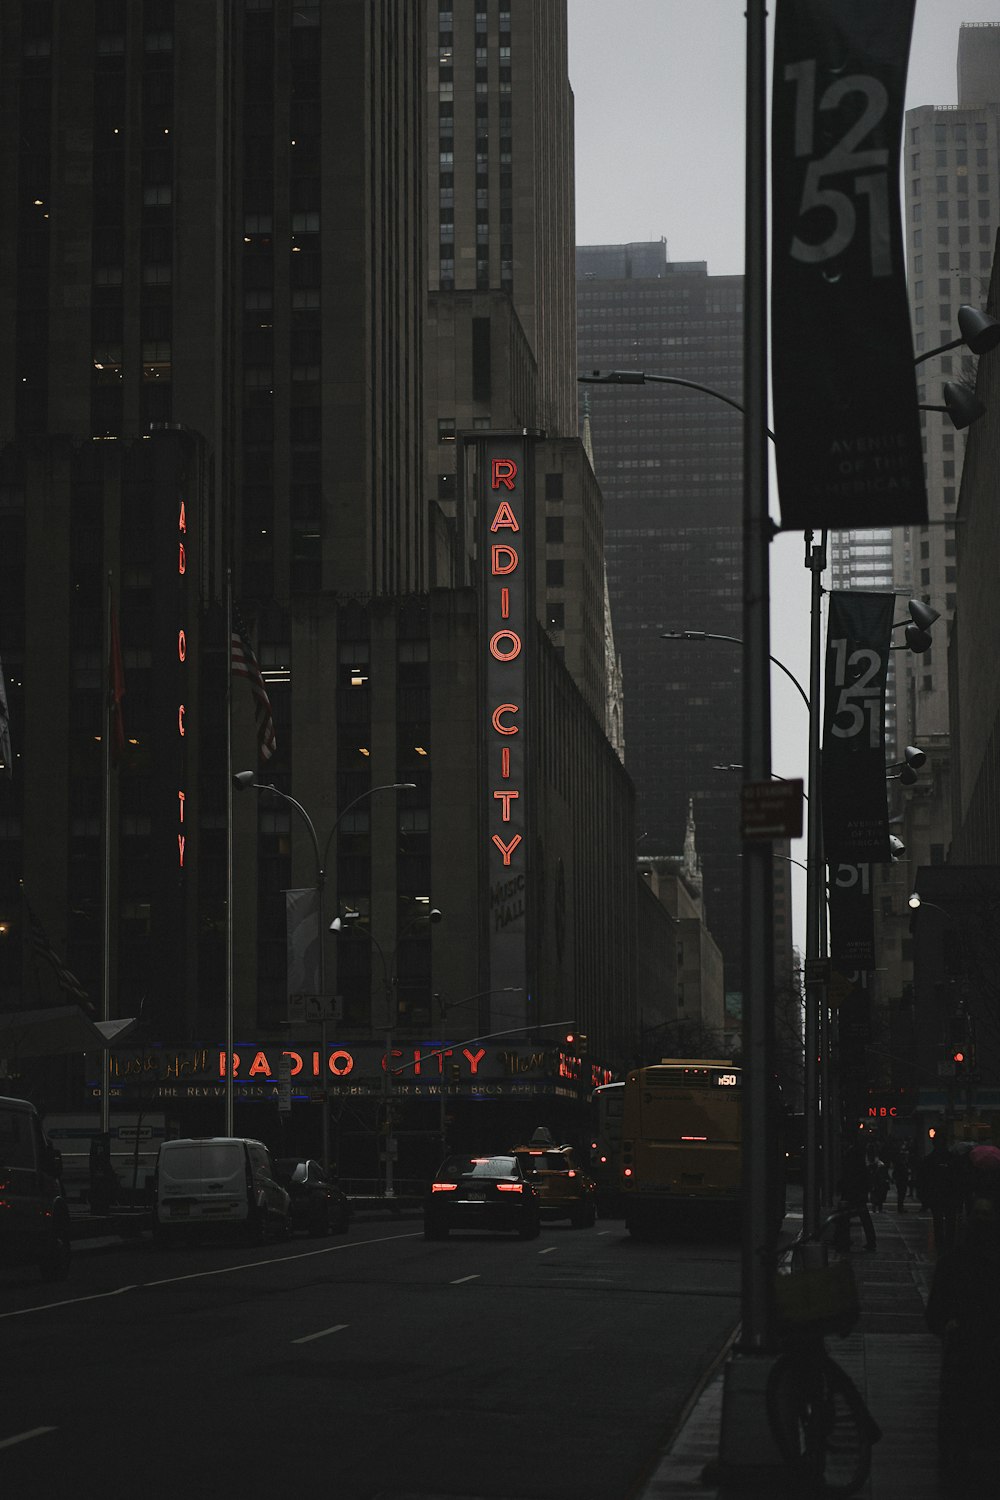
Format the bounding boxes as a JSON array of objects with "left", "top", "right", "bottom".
[{"left": 0, "top": 1215, "right": 740, "bottom": 1500}]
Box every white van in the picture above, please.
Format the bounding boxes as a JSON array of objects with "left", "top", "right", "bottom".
[{"left": 153, "top": 1137, "right": 290, "bottom": 1246}]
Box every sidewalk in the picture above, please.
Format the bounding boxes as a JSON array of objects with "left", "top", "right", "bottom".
[{"left": 638, "top": 1205, "right": 951, "bottom": 1500}]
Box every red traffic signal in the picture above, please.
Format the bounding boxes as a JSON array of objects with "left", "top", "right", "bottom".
[{"left": 952, "top": 1050, "right": 965, "bottom": 1065}]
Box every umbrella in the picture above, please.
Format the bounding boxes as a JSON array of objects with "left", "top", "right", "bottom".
[{"left": 968, "top": 1144, "right": 1000, "bottom": 1174}]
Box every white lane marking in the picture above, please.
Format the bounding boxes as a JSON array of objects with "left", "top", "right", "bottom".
[
  {"left": 0, "top": 1285, "right": 136, "bottom": 1321},
  {"left": 292, "top": 1322, "right": 349, "bottom": 1345},
  {"left": 0, "top": 1427, "right": 57, "bottom": 1451},
  {"left": 143, "top": 1230, "right": 422, "bottom": 1288},
  {"left": 450, "top": 1274, "right": 480, "bottom": 1285},
  {"left": 0, "top": 1231, "right": 421, "bottom": 1318},
  {"left": 539, "top": 1246, "right": 557, "bottom": 1255}
]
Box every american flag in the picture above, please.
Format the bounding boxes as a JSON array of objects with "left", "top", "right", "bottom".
[
  {"left": 231, "top": 606, "right": 277, "bottom": 762},
  {"left": 24, "top": 897, "right": 94, "bottom": 1014}
]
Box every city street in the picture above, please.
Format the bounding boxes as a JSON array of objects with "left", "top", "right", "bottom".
[{"left": 0, "top": 1215, "right": 739, "bottom": 1499}]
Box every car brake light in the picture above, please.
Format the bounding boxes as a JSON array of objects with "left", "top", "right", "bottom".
[
  {"left": 431, "top": 1182, "right": 458, "bottom": 1192},
  {"left": 496, "top": 1182, "right": 523, "bottom": 1193},
  {"left": 567, "top": 1169, "right": 576, "bottom": 1177}
]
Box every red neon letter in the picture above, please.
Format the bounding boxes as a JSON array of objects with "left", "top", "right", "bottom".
[
  {"left": 491, "top": 458, "right": 517, "bottom": 490},
  {"left": 328, "top": 1050, "right": 354, "bottom": 1077},
  {"left": 178, "top": 629, "right": 186, "bottom": 662},
  {"left": 490, "top": 500, "right": 519, "bottom": 532},
  {"left": 491, "top": 544, "right": 518, "bottom": 574},
  {"left": 178, "top": 704, "right": 185, "bottom": 736},
  {"left": 492, "top": 704, "right": 519, "bottom": 735},
  {"left": 493, "top": 790, "right": 519, "bottom": 821},
  {"left": 178, "top": 541, "right": 186, "bottom": 575},
  {"left": 501, "top": 746, "right": 510, "bottom": 778},
  {"left": 178, "top": 500, "right": 187, "bottom": 533},
  {"left": 492, "top": 833, "right": 522, "bottom": 865},
  {"left": 501, "top": 587, "right": 510, "bottom": 619},
  {"left": 283, "top": 1051, "right": 303, "bottom": 1076},
  {"left": 178, "top": 790, "right": 185, "bottom": 823},
  {"left": 463, "top": 1048, "right": 486, "bottom": 1074},
  {"left": 490, "top": 630, "right": 521, "bottom": 661},
  {"left": 248, "top": 1051, "right": 270, "bottom": 1077},
  {"left": 177, "top": 833, "right": 185, "bottom": 867}
]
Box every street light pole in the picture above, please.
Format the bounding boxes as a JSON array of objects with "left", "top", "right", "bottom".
[{"left": 234, "top": 776, "right": 414, "bottom": 1171}]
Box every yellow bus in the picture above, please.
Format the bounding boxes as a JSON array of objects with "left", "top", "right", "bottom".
[{"left": 620, "top": 1058, "right": 744, "bottom": 1238}]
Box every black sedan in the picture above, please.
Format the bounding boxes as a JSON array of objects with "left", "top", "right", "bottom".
[
  {"left": 424, "top": 1153, "right": 541, "bottom": 1240},
  {"left": 274, "top": 1158, "right": 351, "bottom": 1237}
]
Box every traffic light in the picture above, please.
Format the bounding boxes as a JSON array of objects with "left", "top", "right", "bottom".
[
  {"left": 449, "top": 1062, "right": 461, "bottom": 1083},
  {"left": 563, "top": 1029, "right": 588, "bottom": 1055},
  {"left": 952, "top": 1048, "right": 966, "bottom": 1078}
]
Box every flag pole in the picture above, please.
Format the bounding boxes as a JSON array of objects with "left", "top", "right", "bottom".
[
  {"left": 225, "top": 567, "right": 235, "bottom": 1136},
  {"left": 101, "top": 573, "right": 113, "bottom": 1135}
]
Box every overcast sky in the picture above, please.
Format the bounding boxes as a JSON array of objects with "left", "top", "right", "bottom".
[{"left": 567, "top": 1, "right": 996, "bottom": 955}]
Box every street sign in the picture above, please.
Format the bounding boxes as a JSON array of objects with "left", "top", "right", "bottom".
[
  {"left": 804, "top": 957, "right": 830, "bottom": 986},
  {"left": 740, "top": 778, "right": 803, "bottom": 840},
  {"left": 288, "top": 994, "right": 343, "bottom": 1025},
  {"left": 277, "top": 1055, "right": 292, "bottom": 1113}
]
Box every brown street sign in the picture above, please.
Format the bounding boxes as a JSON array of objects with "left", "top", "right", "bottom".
[{"left": 740, "top": 778, "right": 804, "bottom": 840}]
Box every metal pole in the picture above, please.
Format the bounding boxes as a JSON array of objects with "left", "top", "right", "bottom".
[
  {"left": 317, "top": 874, "right": 329, "bottom": 1175},
  {"left": 803, "top": 534, "right": 825, "bottom": 1236},
  {"left": 101, "top": 575, "right": 112, "bottom": 1137},
  {"left": 225, "top": 568, "right": 234, "bottom": 1136},
  {"left": 738, "top": 0, "right": 773, "bottom": 1356}
]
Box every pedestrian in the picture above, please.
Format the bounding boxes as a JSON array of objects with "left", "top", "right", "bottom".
[
  {"left": 925, "top": 1193, "right": 1000, "bottom": 1482},
  {"left": 869, "top": 1155, "right": 890, "bottom": 1213},
  {"left": 891, "top": 1148, "right": 909, "bottom": 1213},
  {"left": 918, "top": 1139, "right": 964, "bottom": 1255},
  {"left": 839, "top": 1140, "right": 877, "bottom": 1251}
]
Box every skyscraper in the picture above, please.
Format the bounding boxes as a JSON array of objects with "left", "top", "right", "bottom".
[{"left": 576, "top": 241, "right": 745, "bottom": 994}]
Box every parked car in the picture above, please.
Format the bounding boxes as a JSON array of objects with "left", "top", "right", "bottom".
[
  {"left": 0, "top": 1095, "right": 72, "bottom": 1282},
  {"left": 510, "top": 1141, "right": 597, "bottom": 1227},
  {"left": 424, "top": 1153, "right": 541, "bottom": 1240},
  {"left": 275, "top": 1158, "right": 351, "bottom": 1236},
  {"left": 153, "top": 1137, "right": 290, "bottom": 1246}
]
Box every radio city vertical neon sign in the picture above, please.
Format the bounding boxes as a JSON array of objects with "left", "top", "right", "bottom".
[
  {"left": 487, "top": 456, "right": 524, "bottom": 872},
  {"left": 177, "top": 496, "right": 188, "bottom": 869}
]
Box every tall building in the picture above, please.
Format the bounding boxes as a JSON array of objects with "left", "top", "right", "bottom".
[
  {"left": 895, "top": 22, "right": 1000, "bottom": 769},
  {"left": 576, "top": 240, "right": 745, "bottom": 994},
  {"left": 0, "top": 1, "right": 642, "bottom": 1159},
  {"left": 0, "top": 0, "right": 426, "bottom": 1046}
]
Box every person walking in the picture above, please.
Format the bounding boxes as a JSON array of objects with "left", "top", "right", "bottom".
[
  {"left": 925, "top": 1192, "right": 1000, "bottom": 1482},
  {"left": 891, "top": 1147, "right": 909, "bottom": 1213},
  {"left": 840, "top": 1140, "right": 877, "bottom": 1251},
  {"left": 869, "top": 1154, "right": 890, "bottom": 1213},
  {"left": 919, "top": 1139, "right": 964, "bottom": 1255}
]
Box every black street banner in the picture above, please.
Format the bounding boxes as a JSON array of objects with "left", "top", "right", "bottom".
[
  {"left": 822, "top": 592, "right": 893, "bottom": 862},
  {"left": 829, "top": 862, "right": 875, "bottom": 969},
  {"left": 772, "top": 0, "right": 926, "bottom": 529}
]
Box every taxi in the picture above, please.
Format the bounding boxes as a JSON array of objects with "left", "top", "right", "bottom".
[{"left": 511, "top": 1132, "right": 597, "bottom": 1228}]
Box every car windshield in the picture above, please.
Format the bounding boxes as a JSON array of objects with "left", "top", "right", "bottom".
[{"left": 439, "top": 1155, "right": 518, "bottom": 1181}]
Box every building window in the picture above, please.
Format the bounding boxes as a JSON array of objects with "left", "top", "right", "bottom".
[{"left": 437, "top": 418, "right": 456, "bottom": 443}]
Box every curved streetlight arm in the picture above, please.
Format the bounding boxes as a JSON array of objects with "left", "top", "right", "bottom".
[
  {"left": 240, "top": 780, "right": 322, "bottom": 880},
  {"left": 662, "top": 630, "right": 810, "bottom": 712},
  {"left": 579, "top": 369, "right": 776, "bottom": 443},
  {"left": 318, "top": 782, "right": 416, "bottom": 877}
]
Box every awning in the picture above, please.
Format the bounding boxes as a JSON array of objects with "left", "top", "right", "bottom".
[{"left": 0, "top": 1006, "right": 138, "bottom": 1059}]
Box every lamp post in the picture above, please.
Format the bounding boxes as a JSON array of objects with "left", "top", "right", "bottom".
[
  {"left": 233, "top": 774, "right": 414, "bottom": 1169},
  {"left": 433, "top": 987, "right": 524, "bottom": 1155},
  {"left": 331, "top": 906, "right": 443, "bottom": 1198}
]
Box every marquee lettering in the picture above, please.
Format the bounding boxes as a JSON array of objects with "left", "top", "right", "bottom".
[
  {"left": 492, "top": 704, "right": 519, "bottom": 735},
  {"left": 178, "top": 704, "right": 185, "bottom": 736},
  {"left": 491, "top": 459, "right": 518, "bottom": 490},
  {"left": 490, "top": 630, "right": 522, "bottom": 661},
  {"left": 491, "top": 544, "right": 518, "bottom": 574},
  {"left": 493, "top": 790, "right": 519, "bottom": 821},
  {"left": 492, "top": 833, "right": 522, "bottom": 865},
  {"left": 490, "top": 500, "right": 519, "bottom": 531},
  {"left": 178, "top": 541, "right": 186, "bottom": 575},
  {"left": 177, "top": 630, "right": 186, "bottom": 661}
]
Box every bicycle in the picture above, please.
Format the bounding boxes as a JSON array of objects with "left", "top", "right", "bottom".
[{"left": 766, "top": 1210, "right": 883, "bottom": 1497}]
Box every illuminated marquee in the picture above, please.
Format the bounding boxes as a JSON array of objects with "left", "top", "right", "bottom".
[
  {"left": 176, "top": 496, "right": 189, "bottom": 869},
  {"left": 480, "top": 437, "right": 532, "bottom": 1035}
]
